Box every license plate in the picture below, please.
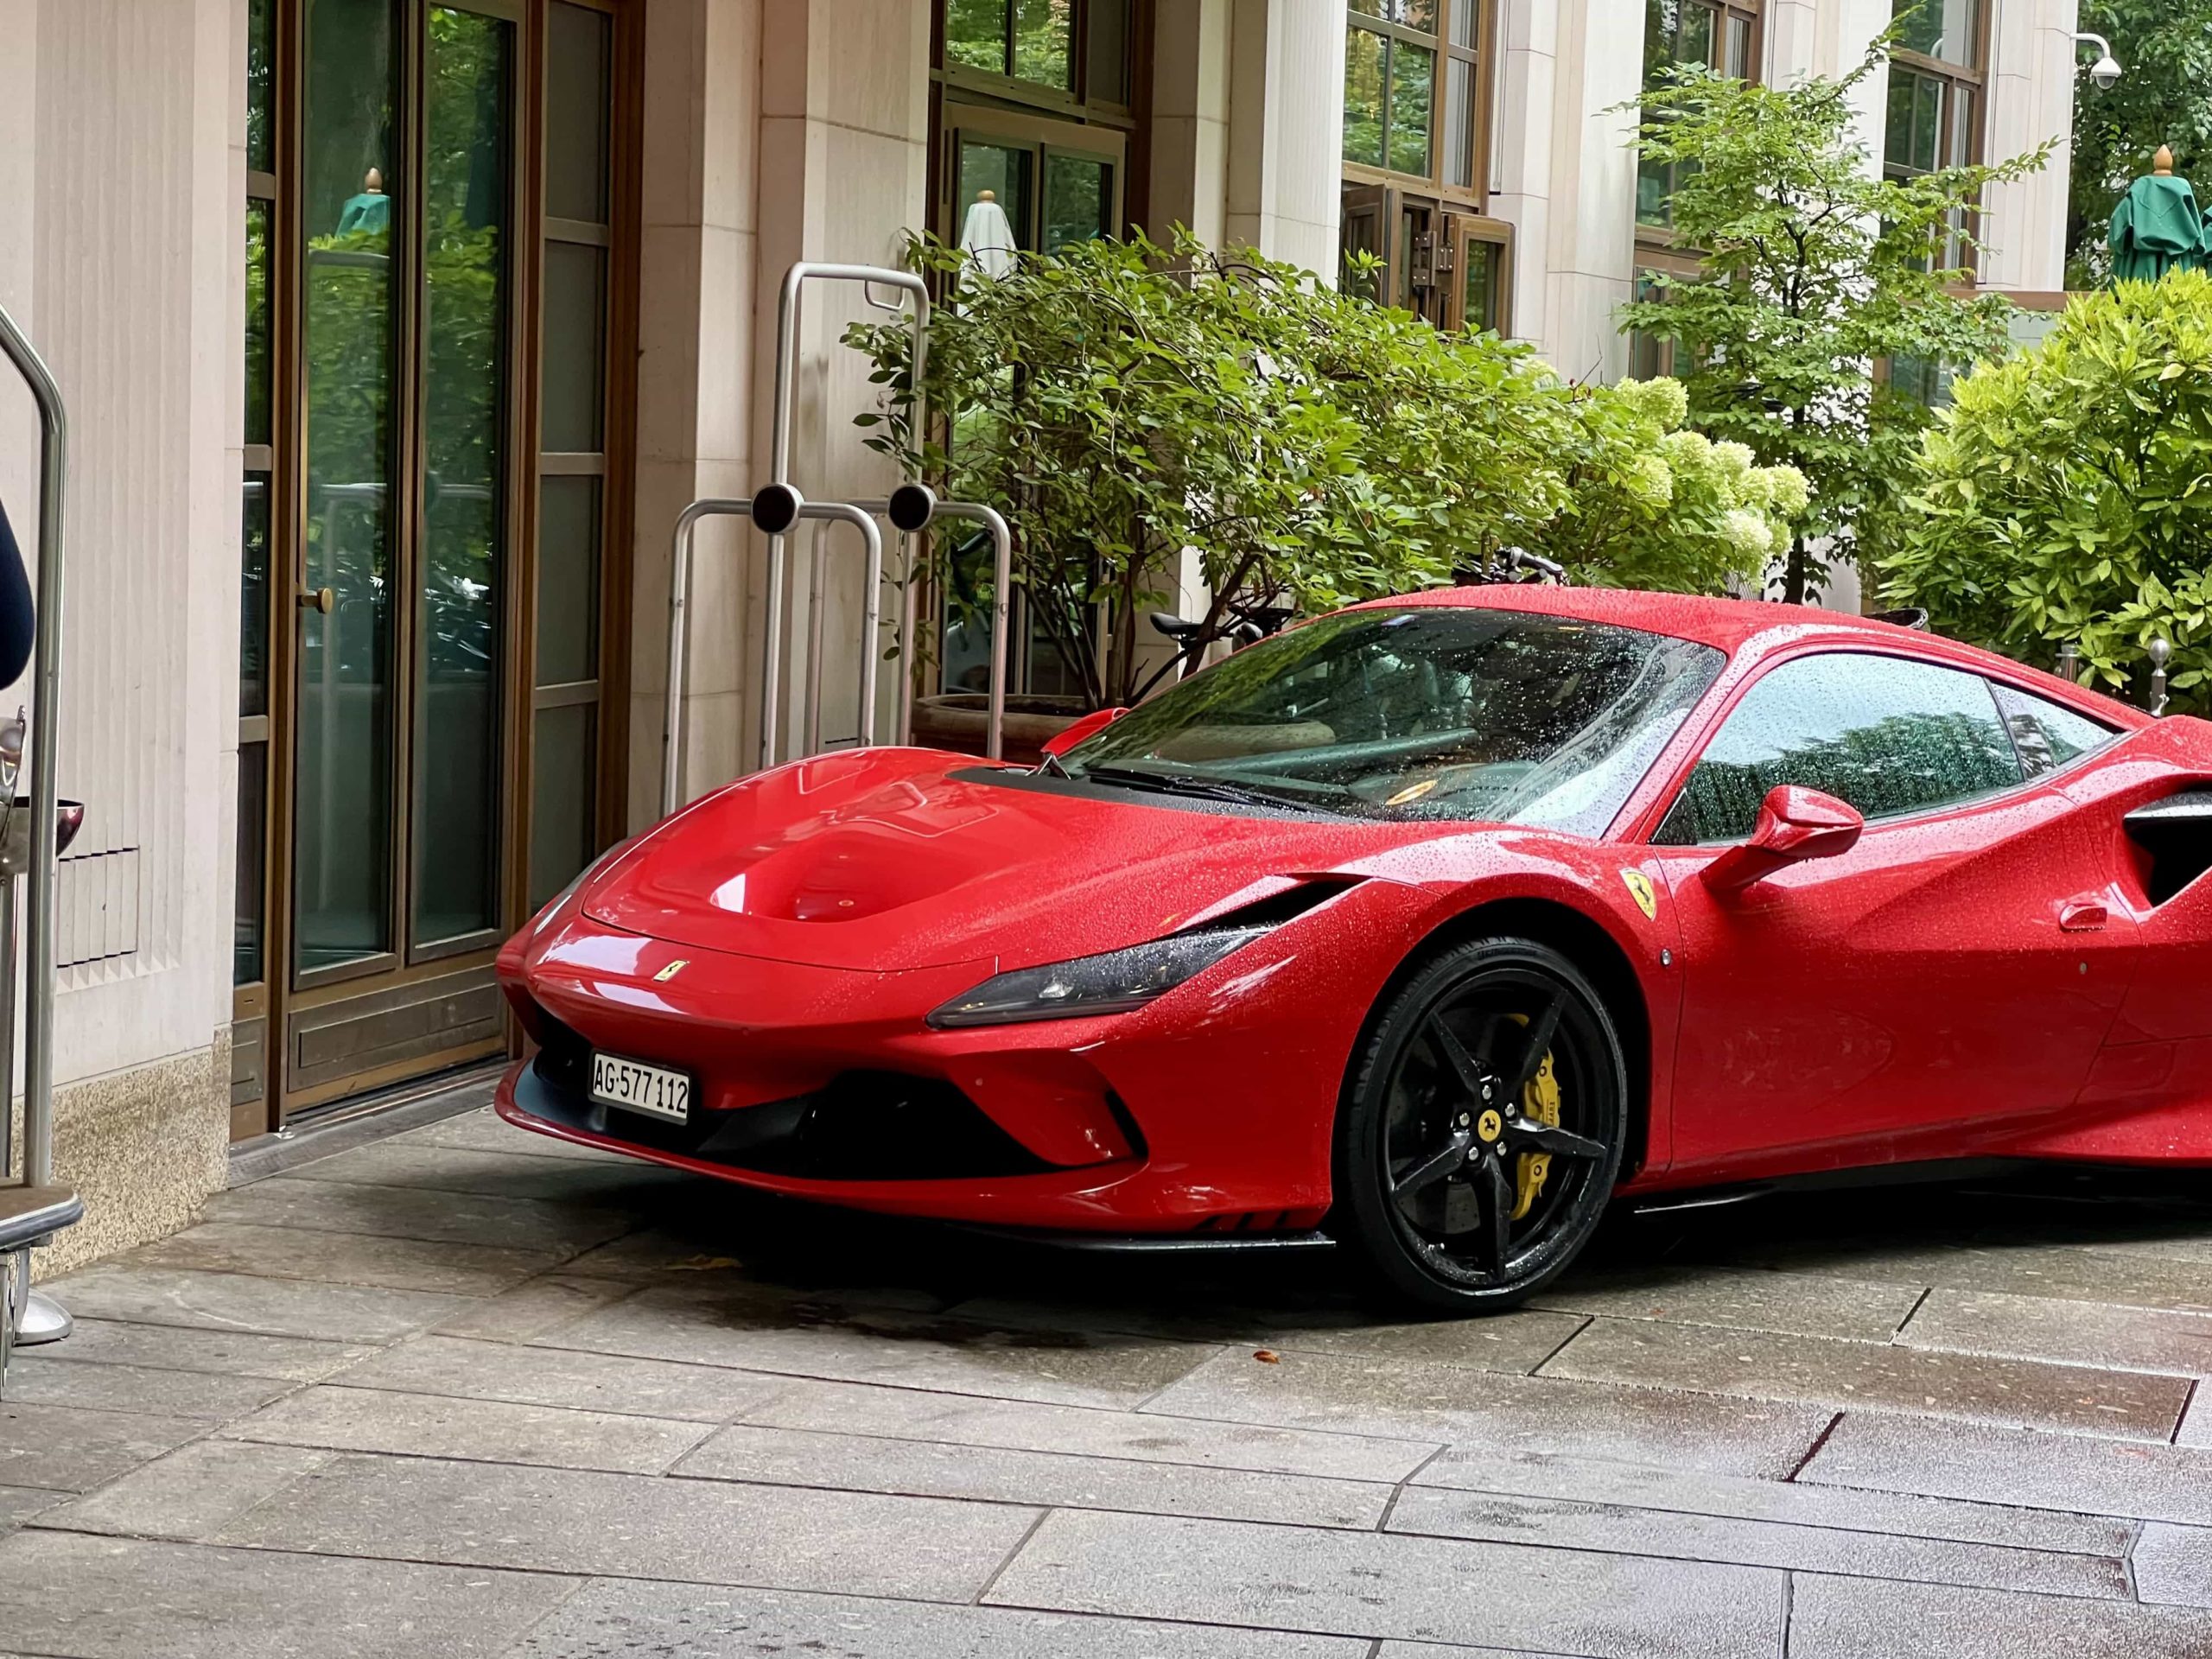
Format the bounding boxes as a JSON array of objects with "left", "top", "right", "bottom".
[{"left": 590, "top": 1052, "right": 692, "bottom": 1125}]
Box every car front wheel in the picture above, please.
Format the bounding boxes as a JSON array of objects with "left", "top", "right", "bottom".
[{"left": 1333, "top": 936, "right": 1628, "bottom": 1312}]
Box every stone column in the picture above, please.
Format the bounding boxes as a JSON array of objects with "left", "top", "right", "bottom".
[
  {"left": 1487, "top": 0, "right": 1560, "bottom": 353},
  {"left": 1149, "top": 0, "right": 1232, "bottom": 248},
  {"left": 1980, "top": 0, "right": 2080, "bottom": 294},
  {"left": 1224, "top": 0, "right": 1346, "bottom": 276}
]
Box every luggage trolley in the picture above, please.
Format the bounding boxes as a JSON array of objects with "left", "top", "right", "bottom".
[
  {"left": 661, "top": 262, "right": 1013, "bottom": 817},
  {"left": 0, "top": 300, "right": 86, "bottom": 1381}
]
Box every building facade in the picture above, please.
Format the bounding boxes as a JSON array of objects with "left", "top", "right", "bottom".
[{"left": 0, "top": 0, "right": 2082, "bottom": 1269}]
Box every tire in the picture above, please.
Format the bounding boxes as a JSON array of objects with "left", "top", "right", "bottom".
[{"left": 1332, "top": 936, "right": 1629, "bottom": 1313}]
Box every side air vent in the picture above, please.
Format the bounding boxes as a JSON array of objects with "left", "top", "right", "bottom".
[
  {"left": 2126, "top": 790, "right": 2212, "bottom": 906},
  {"left": 1186, "top": 875, "right": 1363, "bottom": 934}
]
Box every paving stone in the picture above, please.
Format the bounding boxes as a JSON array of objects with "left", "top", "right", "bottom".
[
  {"left": 285, "top": 1140, "right": 684, "bottom": 1204},
  {"left": 224, "top": 1383, "right": 715, "bottom": 1474},
  {"left": 677, "top": 1421, "right": 1394, "bottom": 1528},
  {"left": 1385, "top": 1484, "right": 2125, "bottom": 1599},
  {"left": 0, "top": 1485, "right": 60, "bottom": 1530},
  {"left": 2179, "top": 1388, "right": 2212, "bottom": 1448},
  {"left": 983, "top": 1506, "right": 1786, "bottom": 1656},
  {"left": 430, "top": 1274, "right": 640, "bottom": 1343},
  {"left": 1785, "top": 1570, "right": 2212, "bottom": 1658},
  {"left": 2135, "top": 1523, "right": 2212, "bottom": 1609},
  {"left": 40, "top": 1440, "right": 334, "bottom": 1541},
  {"left": 1899, "top": 1287, "right": 2212, "bottom": 1376},
  {"left": 505, "top": 1580, "right": 1376, "bottom": 1659},
  {"left": 1141, "top": 1345, "right": 1832, "bottom": 1478},
  {"left": 129, "top": 1219, "right": 564, "bottom": 1298},
  {"left": 946, "top": 1294, "right": 1588, "bottom": 1375},
  {"left": 0, "top": 1401, "right": 205, "bottom": 1493},
  {"left": 17, "top": 1316, "right": 370, "bottom": 1381},
  {"left": 0, "top": 1529, "right": 578, "bottom": 1659},
  {"left": 0, "top": 1354, "right": 296, "bottom": 1422},
  {"left": 745, "top": 1375, "right": 1440, "bottom": 1482},
  {"left": 541, "top": 1278, "right": 1222, "bottom": 1410},
  {"left": 213, "top": 1450, "right": 1039, "bottom": 1599},
  {"left": 332, "top": 1333, "right": 781, "bottom": 1422},
  {"left": 1409, "top": 1443, "right": 2135, "bottom": 1556},
  {"left": 388, "top": 1106, "right": 632, "bottom": 1163},
  {"left": 1530, "top": 1265, "right": 1926, "bottom": 1342},
  {"left": 1800, "top": 1412, "right": 2212, "bottom": 1525},
  {"left": 46, "top": 1264, "right": 471, "bottom": 1343},
  {"left": 552, "top": 1228, "right": 766, "bottom": 1281},
  {"left": 1542, "top": 1315, "right": 2190, "bottom": 1440},
  {"left": 208, "top": 1174, "right": 635, "bottom": 1254}
]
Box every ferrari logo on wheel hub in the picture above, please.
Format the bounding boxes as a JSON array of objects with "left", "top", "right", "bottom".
[{"left": 1476, "top": 1108, "right": 1503, "bottom": 1143}]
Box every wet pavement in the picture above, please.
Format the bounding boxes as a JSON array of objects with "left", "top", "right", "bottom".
[{"left": 5, "top": 1074, "right": 2212, "bottom": 1656}]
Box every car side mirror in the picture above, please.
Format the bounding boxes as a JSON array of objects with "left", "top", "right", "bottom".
[
  {"left": 1703, "top": 785, "right": 1864, "bottom": 894},
  {"left": 1040, "top": 706, "right": 1128, "bottom": 760}
]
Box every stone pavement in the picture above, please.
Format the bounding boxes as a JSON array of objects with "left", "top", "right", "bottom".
[{"left": 4, "top": 1077, "right": 2212, "bottom": 1656}]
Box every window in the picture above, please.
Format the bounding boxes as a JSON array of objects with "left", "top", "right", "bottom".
[
  {"left": 1340, "top": 2, "right": 1503, "bottom": 331},
  {"left": 1637, "top": 0, "right": 1759, "bottom": 230},
  {"left": 1065, "top": 607, "right": 1725, "bottom": 836},
  {"left": 1656, "top": 653, "right": 2024, "bottom": 844},
  {"left": 1883, "top": 0, "right": 1982, "bottom": 273},
  {"left": 1991, "top": 684, "right": 2120, "bottom": 779},
  {"left": 942, "top": 0, "right": 1130, "bottom": 105}
]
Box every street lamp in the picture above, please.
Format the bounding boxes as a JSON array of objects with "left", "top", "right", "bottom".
[{"left": 2073, "top": 31, "right": 2123, "bottom": 90}]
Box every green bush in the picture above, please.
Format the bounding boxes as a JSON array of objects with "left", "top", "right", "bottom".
[
  {"left": 848, "top": 231, "right": 1804, "bottom": 710},
  {"left": 1878, "top": 270, "right": 2212, "bottom": 709}
]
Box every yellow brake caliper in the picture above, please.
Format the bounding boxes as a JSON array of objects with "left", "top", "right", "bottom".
[{"left": 1506, "top": 1012, "right": 1562, "bottom": 1221}]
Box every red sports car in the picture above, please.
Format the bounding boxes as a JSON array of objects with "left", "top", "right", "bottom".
[{"left": 495, "top": 588, "right": 2212, "bottom": 1310}]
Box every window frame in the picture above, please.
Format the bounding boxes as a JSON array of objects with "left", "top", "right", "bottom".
[
  {"left": 1639, "top": 646, "right": 2116, "bottom": 849},
  {"left": 1881, "top": 0, "right": 1990, "bottom": 276},
  {"left": 1634, "top": 0, "right": 1764, "bottom": 246},
  {"left": 935, "top": 0, "right": 1135, "bottom": 119},
  {"left": 1341, "top": 0, "right": 1494, "bottom": 200}
]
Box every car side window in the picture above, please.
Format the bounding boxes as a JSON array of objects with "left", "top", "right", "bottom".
[
  {"left": 1989, "top": 683, "right": 2120, "bottom": 779},
  {"left": 1654, "top": 652, "right": 2025, "bottom": 846}
]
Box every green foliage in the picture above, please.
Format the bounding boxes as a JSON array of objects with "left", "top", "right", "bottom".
[
  {"left": 847, "top": 232, "right": 1806, "bottom": 710},
  {"left": 1618, "top": 33, "right": 2053, "bottom": 603},
  {"left": 2066, "top": 2, "right": 2212, "bottom": 289},
  {"left": 1878, "top": 270, "right": 2212, "bottom": 710}
]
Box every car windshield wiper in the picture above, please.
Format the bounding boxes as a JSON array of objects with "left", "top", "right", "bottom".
[{"left": 1074, "top": 764, "right": 1332, "bottom": 815}]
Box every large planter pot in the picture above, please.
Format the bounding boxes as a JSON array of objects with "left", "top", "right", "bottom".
[{"left": 910, "top": 692, "right": 1090, "bottom": 765}]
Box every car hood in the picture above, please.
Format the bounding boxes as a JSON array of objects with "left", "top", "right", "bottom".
[{"left": 582, "top": 747, "right": 1453, "bottom": 970}]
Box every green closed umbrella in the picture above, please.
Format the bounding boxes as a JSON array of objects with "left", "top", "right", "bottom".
[{"left": 2108, "top": 147, "right": 2206, "bottom": 283}]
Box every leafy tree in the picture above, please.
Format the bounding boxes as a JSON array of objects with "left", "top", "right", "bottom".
[
  {"left": 848, "top": 232, "right": 1805, "bottom": 711},
  {"left": 1619, "top": 36, "right": 2051, "bottom": 605},
  {"left": 2066, "top": 2, "right": 2212, "bottom": 289},
  {"left": 1878, "top": 270, "right": 2212, "bottom": 711}
]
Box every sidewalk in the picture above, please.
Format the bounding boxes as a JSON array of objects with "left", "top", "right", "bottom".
[{"left": 2, "top": 1074, "right": 2211, "bottom": 1656}]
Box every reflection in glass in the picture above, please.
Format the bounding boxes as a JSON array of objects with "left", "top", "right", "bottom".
[
  {"left": 536, "top": 475, "right": 601, "bottom": 688},
  {"left": 1444, "top": 54, "right": 1475, "bottom": 188},
  {"left": 241, "top": 476, "right": 270, "bottom": 718},
  {"left": 1893, "top": 0, "right": 1980, "bottom": 67},
  {"left": 297, "top": 0, "right": 398, "bottom": 974},
  {"left": 1460, "top": 238, "right": 1497, "bottom": 333},
  {"left": 1344, "top": 27, "right": 1386, "bottom": 168},
  {"left": 247, "top": 0, "right": 276, "bottom": 173},
  {"left": 945, "top": 0, "right": 1008, "bottom": 74},
  {"left": 530, "top": 704, "right": 595, "bottom": 910},
  {"left": 543, "top": 241, "right": 606, "bottom": 451},
  {"left": 1012, "top": 0, "right": 1071, "bottom": 88},
  {"left": 1086, "top": 0, "right": 1131, "bottom": 104},
  {"left": 245, "top": 200, "right": 273, "bottom": 448},
  {"left": 957, "top": 141, "right": 1033, "bottom": 264},
  {"left": 236, "top": 741, "right": 267, "bottom": 986},
  {"left": 1043, "top": 153, "right": 1109, "bottom": 251},
  {"left": 1388, "top": 41, "right": 1435, "bottom": 175},
  {"left": 415, "top": 5, "right": 511, "bottom": 948},
  {"left": 546, "top": 2, "right": 611, "bottom": 225}
]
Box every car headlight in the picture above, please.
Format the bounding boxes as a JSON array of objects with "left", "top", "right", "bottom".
[{"left": 927, "top": 925, "right": 1273, "bottom": 1028}]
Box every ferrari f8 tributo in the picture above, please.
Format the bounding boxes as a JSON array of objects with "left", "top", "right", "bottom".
[{"left": 496, "top": 588, "right": 2212, "bottom": 1309}]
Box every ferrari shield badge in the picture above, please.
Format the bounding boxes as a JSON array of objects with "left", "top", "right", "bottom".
[
  {"left": 1619, "top": 870, "right": 1657, "bottom": 921},
  {"left": 653, "top": 959, "right": 690, "bottom": 982}
]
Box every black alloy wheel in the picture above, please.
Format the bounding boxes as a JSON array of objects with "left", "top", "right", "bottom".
[{"left": 1333, "top": 937, "right": 1627, "bottom": 1312}]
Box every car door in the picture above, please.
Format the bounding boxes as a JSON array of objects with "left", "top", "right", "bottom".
[{"left": 1647, "top": 650, "right": 2139, "bottom": 1177}]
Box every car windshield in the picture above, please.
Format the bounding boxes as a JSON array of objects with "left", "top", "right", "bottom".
[{"left": 1063, "top": 606, "right": 1726, "bottom": 836}]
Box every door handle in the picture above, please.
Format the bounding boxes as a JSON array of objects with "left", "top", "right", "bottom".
[
  {"left": 297, "top": 586, "right": 334, "bottom": 614},
  {"left": 2059, "top": 899, "right": 2109, "bottom": 932}
]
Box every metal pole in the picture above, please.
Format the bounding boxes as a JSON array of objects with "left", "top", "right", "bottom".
[
  {"left": 799, "top": 504, "right": 883, "bottom": 754},
  {"left": 665, "top": 499, "right": 886, "bottom": 816},
  {"left": 935, "top": 504, "right": 1013, "bottom": 762},
  {"left": 766, "top": 264, "right": 927, "bottom": 776},
  {"left": 805, "top": 523, "right": 828, "bottom": 760},
  {"left": 0, "top": 304, "right": 67, "bottom": 1194}
]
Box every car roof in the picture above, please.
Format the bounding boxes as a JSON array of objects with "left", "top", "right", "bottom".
[{"left": 1348, "top": 584, "right": 2151, "bottom": 728}]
